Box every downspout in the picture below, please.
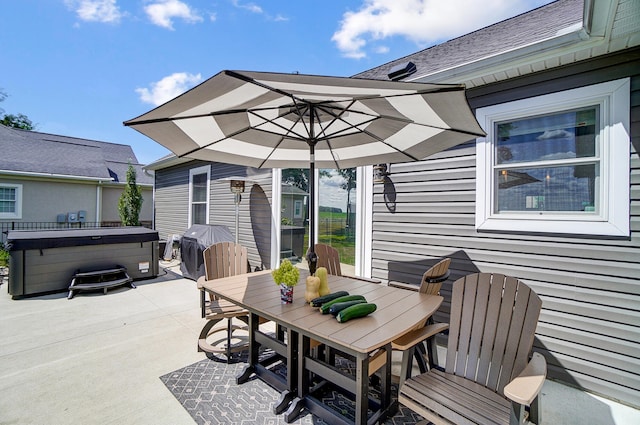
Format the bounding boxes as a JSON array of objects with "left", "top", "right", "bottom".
[
  {"left": 96, "top": 181, "right": 103, "bottom": 225},
  {"left": 144, "top": 168, "right": 155, "bottom": 230}
]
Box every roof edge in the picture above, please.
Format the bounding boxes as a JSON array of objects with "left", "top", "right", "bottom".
[
  {"left": 0, "top": 169, "right": 115, "bottom": 182},
  {"left": 143, "top": 154, "right": 192, "bottom": 171},
  {"left": 407, "top": 24, "right": 598, "bottom": 84}
]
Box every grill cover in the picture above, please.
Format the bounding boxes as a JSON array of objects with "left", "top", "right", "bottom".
[{"left": 180, "top": 224, "right": 234, "bottom": 280}]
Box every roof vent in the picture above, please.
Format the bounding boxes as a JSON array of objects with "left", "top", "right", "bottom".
[{"left": 387, "top": 61, "right": 417, "bottom": 81}]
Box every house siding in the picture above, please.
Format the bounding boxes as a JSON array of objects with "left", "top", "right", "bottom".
[
  {"left": 0, "top": 178, "right": 97, "bottom": 223},
  {"left": 101, "top": 185, "right": 153, "bottom": 223},
  {"left": 154, "top": 160, "right": 273, "bottom": 270},
  {"left": 371, "top": 49, "right": 640, "bottom": 408}
]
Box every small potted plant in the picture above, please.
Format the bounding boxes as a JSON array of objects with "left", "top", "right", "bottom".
[{"left": 272, "top": 259, "right": 300, "bottom": 304}]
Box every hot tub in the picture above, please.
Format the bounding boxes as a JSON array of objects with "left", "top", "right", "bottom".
[{"left": 7, "top": 227, "right": 159, "bottom": 298}]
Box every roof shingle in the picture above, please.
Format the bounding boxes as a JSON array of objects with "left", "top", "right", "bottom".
[
  {"left": 0, "top": 124, "right": 152, "bottom": 185},
  {"left": 354, "top": 0, "right": 584, "bottom": 81}
]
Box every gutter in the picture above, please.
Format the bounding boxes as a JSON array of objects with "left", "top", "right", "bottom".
[
  {"left": 409, "top": 23, "right": 603, "bottom": 85},
  {"left": 0, "top": 169, "right": 114, "bottom": 183},
  {"left": 0, "top": 169, "right": 152, "bottom": 187},
  {"left": 143, "top": 154, "right": 191, "bottom": 171}
]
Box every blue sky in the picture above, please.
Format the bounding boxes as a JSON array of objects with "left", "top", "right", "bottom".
[{"left": 1, "top": 0, "right": 553, "bottom": 164}]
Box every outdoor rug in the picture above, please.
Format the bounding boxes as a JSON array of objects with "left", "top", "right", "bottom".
[{"left": 160, "top": 353, "right": 426, "bottom": 424}]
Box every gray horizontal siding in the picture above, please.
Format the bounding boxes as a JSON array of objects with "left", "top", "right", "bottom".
[
  {"left": 154, "top": 161, "right": 196, "bottom": 241},
  {"left": 154, "top": 161, "right": 273, "bottom": 271},
  {"left": 371, "top": 49, "right": 640, "bottom": 408}
]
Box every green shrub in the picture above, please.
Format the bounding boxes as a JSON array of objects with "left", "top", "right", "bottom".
[{"left": 0, "top": 247, "right": 8, "bottom": 268}]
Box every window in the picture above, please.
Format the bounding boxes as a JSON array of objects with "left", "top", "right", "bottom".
[
  {"left": 0, "top": 184, "right": 22, "bottom": 219},
  {"left": 294, "top": 200, "right": 303, "bottom": 219},
  {"left": 189, "top": 166, "right": 210, "bottom": 226},
  {"left": 476, "top": 79, "right": 630, "bottom": 237}
]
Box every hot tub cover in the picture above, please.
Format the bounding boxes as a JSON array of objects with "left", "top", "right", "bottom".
[{"left": 7, "top": 227, "right": 159, "bottom": 251}]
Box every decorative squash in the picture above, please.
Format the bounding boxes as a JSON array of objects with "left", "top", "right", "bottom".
[
  {"left": 305, "top": 276, "right": 321, "bottom": 303},
  {"left": 316, "top": 267, "right": 330, "bottom": 296}
]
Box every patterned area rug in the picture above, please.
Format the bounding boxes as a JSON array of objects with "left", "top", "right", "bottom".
[{"left": 160, "top": 354, "right": 425, "bottom": 425}]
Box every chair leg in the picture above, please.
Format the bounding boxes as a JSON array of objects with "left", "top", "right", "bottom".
[
  {"left": 200, "top": 290, "right": 206, "bottom": 318},
  {"left": 426, "top": 338, "right": 439, "bottom": 370},
  {"left": 529, "top": 394, "right": 541, "bottom": 424},
  {"left": 399, "top": 346, "right": 416, "bottom": 389},
  {"left": 414, "top": 341, "right": 429, "bottom": 373},
  {"left": 226, "top": 318, "right": 233, "bottom": 361},
  {"left": 510, "top": 401, "right": 526, "bottom": 425}
]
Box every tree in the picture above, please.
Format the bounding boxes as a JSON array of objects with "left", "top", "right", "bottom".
[
  {"left": 118, "top": 164, "right": 143, "bottom": 226},
  {"left": 0, "top": 113, "right": 34, "bottom": 130},
  {"left": 0, "top": 89, "right": 35, "bottom": 130},
  {"left": 282, "top": 168, "right": 309, "bottom": 192}
]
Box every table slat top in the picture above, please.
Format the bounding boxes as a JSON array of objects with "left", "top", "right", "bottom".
[{"left": 201, "top": 270, "right": 443, "bottom": 354}]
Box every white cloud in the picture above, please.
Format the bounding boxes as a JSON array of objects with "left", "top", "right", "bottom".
[
  {"left": 144, "top": 0, "right": 203, "bottom": 30},
  {"left": 65, "top": 0, "right": 123, "bottom": 23},
  {"left": 231, "top": 1, "right": 288, "bottom": 21},
  {"left": 232, "top": 0, "right": 264, "bottom": 14},
  {"left": 135, "top": 72, "right": 202, "bottom": 106},
  {"left": 537, "top": 129, "right": 572, "bottom": 140},
  {"left": 332, "top": 0, "right": 551, "bottom": 59}
]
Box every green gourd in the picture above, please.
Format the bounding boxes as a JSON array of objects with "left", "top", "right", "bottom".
[
  {"left": 336, "top": 303, "right": 377, "bottom": 323},
  {"left": 328, "top": 299, "right": 366, "bottom": 316},
  {"left": 310, "top": 291, "right": 350, "bottom": 307},
  {"left": 319, "top": 294, "right": 367, "bottom": 314}
]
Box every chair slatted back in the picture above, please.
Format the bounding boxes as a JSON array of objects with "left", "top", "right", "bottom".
[
  {"left": 445, "top": 273, "right": 542, "bottom": 393},
  {"left": 314, "top": 243, "right": 342, "bottom": 276},
  {"left": 203, "top": 242, "right": 248, "bottom": 280},
  {"left": 418, "top": 257, "right": 451, "bottom": 295}
]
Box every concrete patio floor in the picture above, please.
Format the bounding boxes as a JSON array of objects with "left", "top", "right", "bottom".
[{"left": 1, "top": 261, "right": 638, "bottom": 425}]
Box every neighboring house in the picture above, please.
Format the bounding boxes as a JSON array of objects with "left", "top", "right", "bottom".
[
  {"left": 355, "top": 0, "right": 639, "bottom": 410},
  {"left": 281, "top": 184, "right": 308, "bottom": 227},
  {"left": 0, "top": 124, "right": 153, "bottom": 242}
]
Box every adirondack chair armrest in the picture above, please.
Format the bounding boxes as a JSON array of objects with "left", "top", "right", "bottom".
[
  {"left": 196, "top": 276, "right": 207, "bottom": 290},
  {"left": 392, "top": 322, "right": 449, "bottom": 351},
  {"left": 503, "top": 352, "right": 547, "bottom": 406}
]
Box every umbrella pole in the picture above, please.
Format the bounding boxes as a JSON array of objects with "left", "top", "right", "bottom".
[{"left": 306, "top": 140, "right": 318, "bottom": 275}]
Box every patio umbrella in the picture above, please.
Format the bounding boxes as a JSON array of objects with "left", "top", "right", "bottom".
[{"left": 124, "top": 70, "right": 485, "bottom": 271}]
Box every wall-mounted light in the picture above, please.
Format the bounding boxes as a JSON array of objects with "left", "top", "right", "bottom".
[{"left": 373, "top": 163, "right": 390, "bottom": 183}]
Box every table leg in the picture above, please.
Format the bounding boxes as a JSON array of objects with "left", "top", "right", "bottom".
[
  {"left": 273, "top": 328, "right": 298, "bottom": 414},
  {"left": 236, "top": 312, "right": 259, "bottom": 384},
  {"left": 380, "top": 343, "right": 393, "bottom": 417},
  {"left": 355, "top": 352, "right": 369, "bottom": 425},
  {"left": 284, "top": 333, "right": 310, "bottom": 423}
]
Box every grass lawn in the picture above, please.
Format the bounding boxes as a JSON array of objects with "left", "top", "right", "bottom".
[{"left": 305, "top": 211, "right": 356, "bottom": 265}]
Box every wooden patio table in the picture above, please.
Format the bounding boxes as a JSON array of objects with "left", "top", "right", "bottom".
[{"left": 199, "top": 269, "right": 443, "bottom": 425}]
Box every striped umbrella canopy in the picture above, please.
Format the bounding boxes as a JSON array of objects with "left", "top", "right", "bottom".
[{"left": 124, "top": 70, "right": 485, "bottom": 266}]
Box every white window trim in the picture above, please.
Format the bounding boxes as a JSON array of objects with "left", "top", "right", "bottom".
[
  {"left": 475, "top": 78, "right": 630, "bottom": 237},
  {"left": 188, "top": 165, "right": 210, "bottom": 226},
  {"left": 355, "top": 165, "right": 373, "bottom": 278},
  {"left": 0, "top": 183, "right": 22, "bottom": 219}
]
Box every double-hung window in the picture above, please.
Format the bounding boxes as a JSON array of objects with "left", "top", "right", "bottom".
[
  {"left": 0, "top": 184, "right": 22, "bottom": 219},
  {"left": 475, "top": 78, "right": 630, "bottom": 237},
  {"left": 189, "top": 166, "right": 210, "bottom": 226}
]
